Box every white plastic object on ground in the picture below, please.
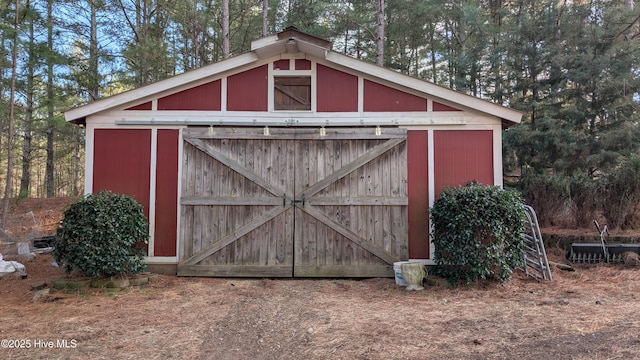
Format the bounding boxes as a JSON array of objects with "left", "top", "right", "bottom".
[{"left": 0, "top": 254, "right": 27, "bottom": 278}]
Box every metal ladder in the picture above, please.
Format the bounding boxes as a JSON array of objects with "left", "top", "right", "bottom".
[{"left": 522, "top": 205, "right": 553, "bottom": 281}]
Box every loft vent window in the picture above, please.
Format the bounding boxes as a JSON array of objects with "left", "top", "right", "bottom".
[{"left": 274, "top": 76, "right": 311, "bottom": 111}]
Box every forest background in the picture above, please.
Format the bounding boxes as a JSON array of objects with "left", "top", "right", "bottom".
[{"left": 0, "top": 0, "right": 638, "bottom": 229}]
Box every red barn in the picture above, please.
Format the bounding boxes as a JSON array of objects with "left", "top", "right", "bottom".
[{"left": 64, "top": 28, "right": 522, "bottom": 277}]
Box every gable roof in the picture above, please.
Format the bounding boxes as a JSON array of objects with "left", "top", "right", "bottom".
[{"left": 64, "top": 27, "right": 522, "bottom": 125}]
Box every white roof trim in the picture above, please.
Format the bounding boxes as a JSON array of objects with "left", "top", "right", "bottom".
[
  {"left": 250, "top": 35, "right": 279, "bottom": 51},
  {"left": 250, "top": 35, "right": 329, "bottom": 61}
]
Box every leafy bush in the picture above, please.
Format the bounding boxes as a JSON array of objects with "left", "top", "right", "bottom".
[
  {"left": 55, "top": 191, "right": 149, "bottom": 278},
  {"left": 430, "top": 183, "right": 525, "bottom": 284}
]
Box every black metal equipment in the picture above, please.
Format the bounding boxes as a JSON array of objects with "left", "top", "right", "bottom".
[
  {"left": 31, "top": 235, "right": 56, "bottom": 249},
  {"left": 567, "top": 221, "right": 640, "bottom": 263}
]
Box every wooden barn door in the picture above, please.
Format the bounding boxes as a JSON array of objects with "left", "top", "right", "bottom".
[
  {"left": 178, "top": 128, "right": 295, "bottom": 277},
  {"left": 292, "top": 129, "right": 408, "bottom": 277},
  {"left": 177, "top": 128, "right": 408, "bottom": 277}
]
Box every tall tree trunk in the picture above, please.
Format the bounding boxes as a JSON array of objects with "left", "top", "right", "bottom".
[
  {"left": 88, "top": 0, "right": 100, "bottom": 100},
  {"left": 45, "top": 0, "right": 55, "bottom": 197},
  {"left": 262, "top": 0, "right": 268, "bottom": 36},
  {"left": 73, "top": 128, "right": 82, "bottom": 197},
  {"left": 193, "top": 0, "right": 199, "bottom": 67},
  {"left": 490, "top": 0, "right": 503, "bottom": 103},
  {"left": 376, "top": 0, "right": 384, "bottom": 66},
  {"left": 2, "top": 0, "right": 19, "bottom": 228},
  {"left": 222, "top": 0, "right": 229, "bottom": 58},
  {"left": 429, "top": 29, "right": 437, "bottom": 83},
  {"left": 20, "top": 1, "right": 35, "bottom": 198}
]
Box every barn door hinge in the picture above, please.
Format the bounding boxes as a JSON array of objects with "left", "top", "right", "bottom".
[{"left": 291, "top": 194, "right": 305, "bottom": 207}]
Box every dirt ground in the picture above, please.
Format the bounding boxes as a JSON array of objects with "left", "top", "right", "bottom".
[{"left": 2, "top": 198, "right": 640, "bottom": 360}]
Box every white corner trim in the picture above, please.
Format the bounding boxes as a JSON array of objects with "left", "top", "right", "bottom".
[
  {"left": 148, "top": 128, "right": 158, "bottom": 257},
  {"left": 409, "top": 259, "right": 436, "bottom": 266},
  {"left": 493, "top": 125, "right": 504, "bottom": 187},
  {"left": 145, "top": 256, "right": 178, "bottom": 264},
  {"left": 358, "top": 76, "right": 364, "bottom": 113},
  {"left": 311, "top": 61, "right": 317, "bottom": 112},
  {"left": 84, "top": 125, "right": 94, "bottom": 195},
  {"left": 267, "top": 62, "right": 274, "bottom": 112},
  {"left": 427, "top": 129, "right": 436, "bottom": 261},
  {"left": 221, "top": 77, "right": 227, "bottom": 113},
  {"left": 176, "top": 129, "right": 184, "bottom": 260}
]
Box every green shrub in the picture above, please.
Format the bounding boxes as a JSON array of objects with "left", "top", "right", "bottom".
[
  {"left": 54, "top": 191, "right": 149, "bottom": 278},
  {"left": 430, "top": 183, "right": 525, "bottom": 284}
]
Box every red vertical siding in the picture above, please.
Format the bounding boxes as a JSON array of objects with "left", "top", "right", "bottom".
[
  {"left": 433, "top": 101, "right": 462, "bottom": 111},
  {"left": 433, "top": 130, "right": 494, "bottom": 196},
  {"left": 364, "top": 80, "right": 427, "bottom": 112},
  {"left": 227, "top": 65, "right": 268, "bottom": 111},
  {"left": 154, "top": 129, "right": 179, "bottom": 257},
  {"left": 126, "top": 102, "right": 152, "bottom": 110},
  {"left": 273, "top": 60, "right": 290, "bottom": 70},
  {"left": 158, "top": 80, "right": 221, "bottom": 110},
  {"left": 407, "top": 131, "right": 430, "bottom": 259},
  {"left": 317, "top": 64, "right": 358, "bottom": 112},
  {"left": 295, "top": 59, "right": 311, "bottom": 70},
  {"left": 93, "top": 129, "right": 151, "bottom": 252}
]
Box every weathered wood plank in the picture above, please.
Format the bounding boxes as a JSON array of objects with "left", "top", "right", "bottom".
[
  {"left": 294, "top": 265, "right": 393, "bottom": 278},
  {"left": 259, "top": 208, "right": 270, "bottom": 266},
  {"left": 193, "top": 148, "right": 204, "bottom": 254},
  {"left": 269, "top": 142, "right": 281, "bottom": 266},
  {"left": 181, "top": 197, "right": 284, "bottom": 206},
  {"left": 181, "top": 205, "right": 194, "bottom": 259},
  {"left": 202, "top": 141, "right": 215, "bottom": 264},
  {"left": 375, "top": 142, "right": 385, "bottom": 253},
  {"left": 326, "top": 140, "right": 336, "bottom": 266},
  {"left": 356, "top": 140, "right": 369, "bottom": 265},
  {"left": 349, "top": 140, "right": 361, "bottom": 265},
  {"left": 259, "top": 140, "right": 274, "bottom": 265},
  {"left": 307, "top": 140, "right": 318, "bottom": 265},
  {"left": 301, "top": 205, "right": 400, "bottom": 265},
  {"left": 216, "top": 138, "right": 235, "bottom": 265},
  {"left": 333, "top": 140, "right": 345, "bottom": 265},
  {"left": 180, "top": 204, "right": 292, "bottom": 266},
  {"left": 180, "top": 142, "right": 195, "bottom": 259},
  {"left": 281, "top": 140, "right": 295, "bottom": 266},
  {"left": 177, "top": 264, "right": 293, "bottom": 277},
  {"left": 301, "top": 138, "right": 405, "bottom": 198},
  {"left": 293, "top": 140, "right": 305, "bottom": 266},
  {"left": 339, "top": 139, "right": 352, "bottom": 266},
  {"left": 305, "top": 197, "right": 408, "bottom": 206},
  {"left": 185, "top": 137, "right": 289, "bottom": 198},
  {"left": 396, "top": 140, "right": 409, "bottom": 259},
  {"left": 275, "top": 84, "right": 310, "bottom": 106},
  {"left": 183, "top": 127, "right": 407, "bottom": 140}
]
